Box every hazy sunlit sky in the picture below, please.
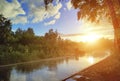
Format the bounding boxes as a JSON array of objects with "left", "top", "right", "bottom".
[{"left": 0, "top": 0, "right": 114, "bottom": 42}]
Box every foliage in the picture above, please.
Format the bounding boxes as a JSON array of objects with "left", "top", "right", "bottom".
[
  {"left": 0, "top": 14, "right": 13, "bottom": 45},
  {"left": 0, "top": 15, "right": 85, "bottom": 65},
  {"left": 44, "top": 0, "right": 120, "bottom": 22},
  {"left": 70, "top": 0, "right": 120, "bottom": 50},
  {"left": 71, "top": 0, "right": 110, "bottom": 21},
  {"left": 44, "top": 0, "right": 120, "bottom": 50},
  {"left": 0, "top": 14, "right": 114, "bottom": 65}
]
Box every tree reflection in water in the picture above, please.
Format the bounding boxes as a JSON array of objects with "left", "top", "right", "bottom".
[
  {"left": 0, "top": 66, "right": 12, "bottom": 81},
  {"left": 0, "top": 58, "right": 66, "bottom": 81},
  {"left": 15, "top": 57, "right": 71, "bottom": 73},
  {"left": 0, "top": 56, "right": 92, "bottom": 81}
]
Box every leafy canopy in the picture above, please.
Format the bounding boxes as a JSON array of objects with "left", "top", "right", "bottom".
[
  {"left": 0, "top": 14, "right": 13, "bottom": 45},
  {"left": 44, "top": 0, "right": 120, "bottom": 22}
]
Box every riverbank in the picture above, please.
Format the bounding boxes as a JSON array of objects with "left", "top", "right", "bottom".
[
  {"left": 0, "top": 56, "right": 73, "bottom": 68},
  {"left": 62, "top": 53, "right": 120, "bottom": 81},
  {"left": 63, "top": 52, "right": 120, "bottom": 81}
]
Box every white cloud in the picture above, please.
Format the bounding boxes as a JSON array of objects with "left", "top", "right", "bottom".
[
  {"left": 44, "top": 20, "right": 56, "bottom": 26},
  {"left": 66, "top": 0, "right": 72, "bottom": 10},
  {"left": 0, "top": 0, "right": 62, "bottom": 25},
  {"left": 29, "top": 2, "right": 62, "bottom": 23},
  {"left": 54, "top": 12, "right": 61, "bottom": 19},
  {"left": 30, "top": 5, "right": 46, "bottom": 23},
  {"left": 0, "top": 0, "right": 28, "bottom": 24},
  {"left": 12, "top": 16, "right": 28, "bottom": 24},
  {"left": 0, "top": 0, "right": 25, "bottom": 18}
]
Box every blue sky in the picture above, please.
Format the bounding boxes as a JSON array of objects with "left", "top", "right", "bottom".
[
  {"left": 4, "top": 0, "right": 81, "bottom": 36},
  {"left": 0, "top": 0, "right": 114, "bottom": 42}
]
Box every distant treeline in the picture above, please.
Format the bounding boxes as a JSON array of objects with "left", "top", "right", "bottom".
[
  {"left": 0, "top": 15, "right": 84, "bottom": 65},
  {"left": 84, "top": 38, "right": 114, "bottom": 52}
]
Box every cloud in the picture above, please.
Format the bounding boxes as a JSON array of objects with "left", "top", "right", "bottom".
[
  {"left": 54, "top": 12, "right": 61, "bottom": 19},
  {"left": 0, "top": 0, "right": 25, "bottom": 18},
  {"left": 44, "top": 20, "right": 56, "bottom": 26},
  {"left": 0, "top": 0, "right": 28, "bottom": 24},
  {"left": 30, "top": 2, "right": 62, "bottom": 23},
  {"left": 30, "top": 5, "right": 46, "bottom": 23},
  {"left": 66, "top": 0, "right": 72, "bottom": 10},
  {"left": 0, "top": 0, "right": 62, "bottom": 25},
  {"left": 12, "top": 16, "right": 28, "bottom": 24}
]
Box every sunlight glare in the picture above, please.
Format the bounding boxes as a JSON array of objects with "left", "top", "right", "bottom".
[
  {"left": 82, "top": 33, "right": 100, "bottom": 43},
  {"left": 88, "top": 56, "right": 94, "bottom": 64}
]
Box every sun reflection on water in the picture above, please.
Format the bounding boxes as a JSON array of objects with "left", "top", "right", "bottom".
[{"left": 87, "top": 56, "right": 94, "bottom": 64}]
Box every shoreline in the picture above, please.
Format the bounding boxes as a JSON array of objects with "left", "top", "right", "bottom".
[
  {"left": 62, "top": 54, "right": 120, "bottom": 81},
  {"left": 0, "top": 56, "right": 73, "bottom": 68},
  {"left": 62, "top": 55, "right": 110, "bottom": 81}
]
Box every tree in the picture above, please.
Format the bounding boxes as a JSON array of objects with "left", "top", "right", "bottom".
[
  {"left": 44, "top": 29, "right": 58, "bottom": 42},
  {"left": 71, "top": 0, "right": 120, "bottom": 50},
  {"left": 15, "top": 28, "right": 24, "bottom": 40},
  {"left": 15, "top": 28, "right": 35, "bottom": 45},
  {"left": 44, "top": 0, "right": 53, "bottom": 9},
  {"left": 22, "top": 28, "right": 35, "bottom": 45},
  {"left": 27, "top": 28, "right": 35, "bottom": 36},
  {"left": 44, "top": 0, "right": 120, "bottom": 50},
  {"left": 0, "top": 14, "right": 13, "bottom": 45}
]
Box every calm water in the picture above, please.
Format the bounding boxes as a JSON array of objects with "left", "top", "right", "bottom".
[{"left": 0, "top": 56, "right": 106, "bottom": 81}]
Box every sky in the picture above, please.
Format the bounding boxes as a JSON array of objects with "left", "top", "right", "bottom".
[{"left": 0, "top": 0, "right": 114, "bottom": 42}]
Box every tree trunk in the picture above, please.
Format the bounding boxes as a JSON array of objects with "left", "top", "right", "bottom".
[{"left": 106, "top": 0, "right": 120, "bottom": 51}]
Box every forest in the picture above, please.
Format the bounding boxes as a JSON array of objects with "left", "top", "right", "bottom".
[
  {"left": 0, "top": 14, "right": 113, "bottom": 65},
  {"left": 0, "top": 14, "right": 85, "bottom": 65}
]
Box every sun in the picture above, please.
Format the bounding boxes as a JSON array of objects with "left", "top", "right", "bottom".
[
  {"left": 81, "top": 33, "right": 100, "bottom": 43},
  {"left": 62, "top": 33, "right": 101, "bottom": 42}
]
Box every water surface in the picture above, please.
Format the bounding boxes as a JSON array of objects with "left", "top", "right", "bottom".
[{"left": 0, "top": 56, "right": 105, "bottom": 81}]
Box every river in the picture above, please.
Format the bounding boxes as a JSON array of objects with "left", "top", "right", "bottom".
[{"left": 0, "top": 56, "right": 107, "bottom": 81}]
